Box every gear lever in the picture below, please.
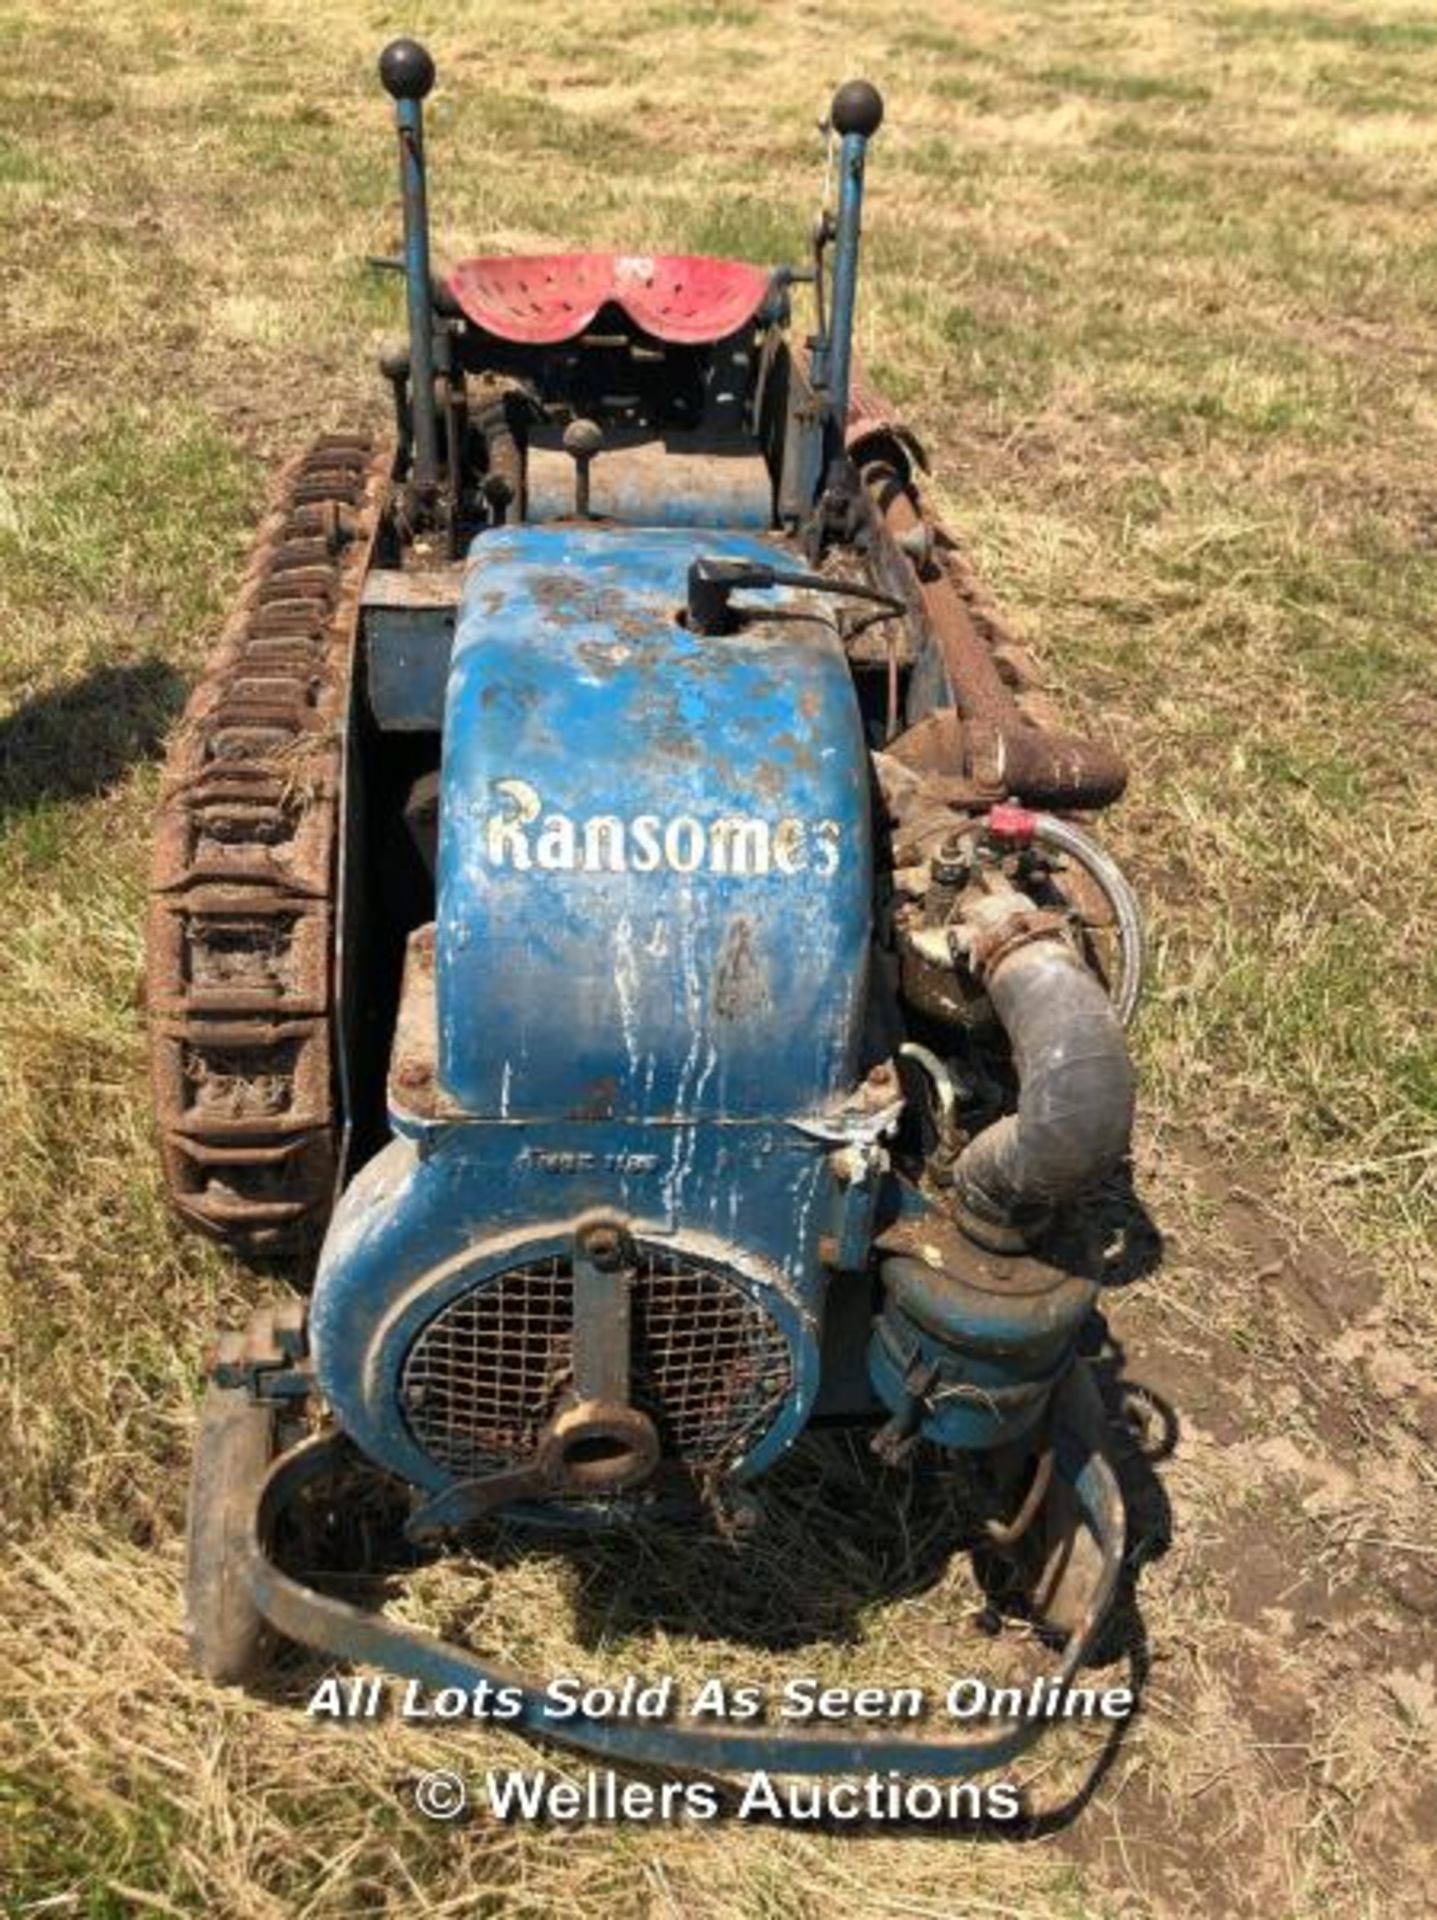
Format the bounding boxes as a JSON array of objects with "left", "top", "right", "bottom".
[{"left": 563, "top": 417, "right": 604, "bottom": 518}]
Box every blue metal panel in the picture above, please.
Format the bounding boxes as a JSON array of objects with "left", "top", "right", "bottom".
[
  {"left": 311, "top": 1118, "right": 833, "bottom": 1488},
  {"left": 436, "top": 525, "right": 872, "bottom": 1121},
  {"left": 313, "top": 525, "right": 876, "bottom": 1495}
]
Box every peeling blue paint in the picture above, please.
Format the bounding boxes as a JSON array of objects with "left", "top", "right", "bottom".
[{"left": 437, "top": 525, "right": 872, "bottom": 1121}]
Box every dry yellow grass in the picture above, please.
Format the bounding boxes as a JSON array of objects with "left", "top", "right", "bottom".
[{"left": 2, "top": 0, "right": 1436, "bottom": 1913}]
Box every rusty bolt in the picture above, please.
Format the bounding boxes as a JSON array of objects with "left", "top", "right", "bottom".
[
  {"left": 933, "top": 831, "right": 973, "bottom": 887},
  {"left": 582, "top": 1224, "right": 628, "bottom": 1271},
  {"left": 394, "top": 1060, "right": 430, "bottom": 1090}
]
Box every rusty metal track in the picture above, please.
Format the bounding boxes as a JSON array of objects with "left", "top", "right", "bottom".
[{"left": 146, "top": 435, "right": 391, "bottom": 1263}]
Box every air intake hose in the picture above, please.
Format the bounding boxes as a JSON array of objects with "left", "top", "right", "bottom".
[{"left": 954, "top": 932, "right": 1135, "bottom": 1244}]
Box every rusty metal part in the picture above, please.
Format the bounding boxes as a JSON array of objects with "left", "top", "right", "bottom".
[
  {"left": 405, "top": 1397, "right": 664, "bottom": 1540},
  {"left": 862, "top": 460, "right": 1128, "bottom": 810},
  {"left": 561, "top": 416, "right": 604, "bottom": 518},
  {"left": 524, "top": 427, "right": 773, "bottom": 529},
  {"left": 210, "top": 1297, "right": 311, "bottom": 1401},
  {"left": 542, "top": 1397, "right": 661, "bottom": 1491},
  {"left": 897, "top": 937, "right": 993, "bottom": 1031},
  {"left": 886, "top": 708, "right": 1127, "bottom": 813},
  {"left": 186, "top": 1381, "right": 278, "bottom": 1684},
  {"left": 843, "top": 364, "right": 931, "bottom": 478},
  {"left": 473, "top": 376, "right": 525, "bottom": 520},
  {"left": 962, "top": 902, "right": 1072, "bottom": 983},
  {"left": 242, "top": 1357, "right": 1125, "bottom": 1776},
  {"left": 146, "top": 435, "right": 391, "bottom": 1262}
]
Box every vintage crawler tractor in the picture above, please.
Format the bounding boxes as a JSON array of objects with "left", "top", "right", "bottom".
[{"left": 148, "top": 40, "right": 1147, "bottom": 1777}]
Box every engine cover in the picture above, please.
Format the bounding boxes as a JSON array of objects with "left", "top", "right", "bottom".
[
  {"left": 310, "top": 526, "right": 876, "bottom": 1491},
  {"left": 437, "top": 524, "right": 872, "bottom": 1121}
]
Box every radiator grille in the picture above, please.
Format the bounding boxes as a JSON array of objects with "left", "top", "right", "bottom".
[{"left": 399, "top": 1245, "right": 793, "bottom": 1479}]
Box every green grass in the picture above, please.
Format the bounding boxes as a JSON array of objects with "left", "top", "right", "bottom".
[{"left": 1, "top": 409, "right": 253, "bottom": 619}]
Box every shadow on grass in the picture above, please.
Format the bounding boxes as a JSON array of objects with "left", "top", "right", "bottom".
[{"left": 0, "top": 658, "right": 185, "bottom": 815}]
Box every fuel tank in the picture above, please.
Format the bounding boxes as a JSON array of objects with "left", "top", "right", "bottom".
[{"left": 438, "top": 525, "right": 872, "bottom": 1119}]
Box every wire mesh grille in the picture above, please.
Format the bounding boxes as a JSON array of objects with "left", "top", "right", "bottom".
[{"left": 399, "top": 1245, "right": 794, "bottom": 1479}]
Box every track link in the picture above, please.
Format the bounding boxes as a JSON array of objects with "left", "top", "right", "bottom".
[{"left": 146, "top": 434, "right": 391, "bottom": 1264}]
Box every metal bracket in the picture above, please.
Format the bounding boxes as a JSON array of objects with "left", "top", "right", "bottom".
[{"left": 211, "top": 1301, "right": 312, "bottom": 1402}]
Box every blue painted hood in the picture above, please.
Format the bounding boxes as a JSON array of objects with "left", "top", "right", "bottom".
[{"left": 435, "top": 525, "right": 872, "bottom": 1121}]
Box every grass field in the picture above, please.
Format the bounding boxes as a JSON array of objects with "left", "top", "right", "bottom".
[{"left": 3, "top": 0, "right": 1437, "bottom": 1912}]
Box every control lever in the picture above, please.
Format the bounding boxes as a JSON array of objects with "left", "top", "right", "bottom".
[
  {"left": 686, "top": 554, "right": 905, "bottom": 635},
  {"left": 563, "top": 417, "right": 604, "bottom": 518}
]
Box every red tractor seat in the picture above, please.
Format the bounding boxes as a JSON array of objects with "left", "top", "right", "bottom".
[{"left": 445, "top": 252, "right": 772, "bottom": 346}]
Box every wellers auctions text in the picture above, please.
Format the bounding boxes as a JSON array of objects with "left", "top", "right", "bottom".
[
  {"left": 483, "top": 1765, "right": 1024, "bottom": 1826},
  {"left": 309, "top": 1672, "right": 1135, "bottom": 1726}
]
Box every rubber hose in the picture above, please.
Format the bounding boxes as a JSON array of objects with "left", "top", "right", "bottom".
[
  {"left": 954, "top": 936, "right": 1135, "bottom": 1235},
  {"left": 1031, "top": 812, "right": 1146, "bottom": 1027}
]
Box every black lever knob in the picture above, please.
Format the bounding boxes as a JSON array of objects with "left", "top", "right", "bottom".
[
  {"left": 831, "top": 79, "right": 884, "bottom": 138},
  {"left": 379, "top": 37, "right": 436, "bottom": 101}
]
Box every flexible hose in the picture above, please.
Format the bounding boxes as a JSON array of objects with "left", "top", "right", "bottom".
[
  {"left": 1030, "top": 813, "right": 1146, "bottom": 1027},
  {"left": 953, "top": 937, "right": 1136, "bottom": 1240}
]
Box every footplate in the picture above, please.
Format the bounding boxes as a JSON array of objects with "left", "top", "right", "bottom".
[{"left": 241, "top": 1362, "right": 1125, "bottom": 1778}]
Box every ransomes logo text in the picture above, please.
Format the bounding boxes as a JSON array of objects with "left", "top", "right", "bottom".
[{"left": 483, "top": 778, "right": 841, "bottom": 878}]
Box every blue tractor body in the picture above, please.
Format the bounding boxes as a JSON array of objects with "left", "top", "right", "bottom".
[
  {"left": 151, "top": 42, "right": 1148, "bottom": 1779},
  {"left": 435, "top": 525, "right": 871, "bottom": 1125},
  {"left": 313, "top": 523, "right": 873, "bottom": 1495}
]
